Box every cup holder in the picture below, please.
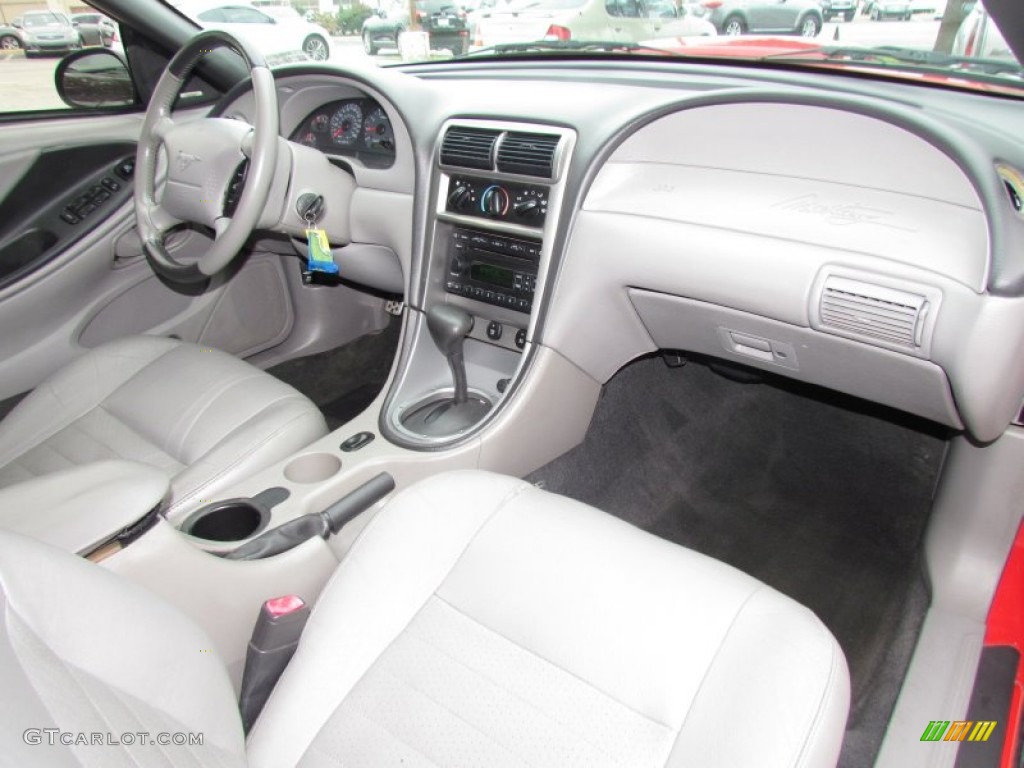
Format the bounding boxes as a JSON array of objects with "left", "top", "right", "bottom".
[
  {"left": 283, "top": 452, "right": 342, "bottom": 484},
  {"left": 180, "top": 499, "right": 269, "bottom": 542}
]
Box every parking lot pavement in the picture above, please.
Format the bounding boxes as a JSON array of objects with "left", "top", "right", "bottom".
[
  {"left": 820, "top": 14, "right": 940, "bottom": 47},
  {"left": 0, "top": 51, "right": 66, "bottom": 112}
]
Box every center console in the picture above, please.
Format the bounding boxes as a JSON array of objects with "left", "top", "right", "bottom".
[
  {"left": 380, "top": 119, "right": 576, "bottom": 448},
  {"left": 89, "top": 121, "right": 590, "bottom": 692}
]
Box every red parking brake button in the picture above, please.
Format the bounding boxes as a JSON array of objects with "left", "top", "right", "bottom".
[{"left": 265, "top": 594, "right": 306, "bottom": 618}]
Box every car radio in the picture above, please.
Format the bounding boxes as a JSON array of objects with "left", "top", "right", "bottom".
[{"left": 444, "top": 228, "right": 539, "bottom": 314}]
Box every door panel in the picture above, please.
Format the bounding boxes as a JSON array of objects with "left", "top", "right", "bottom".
[
  {"left": 0, "top": 111, "right": 298, "bottom": 400},
  {"left": 769, "top": 0, "right": 799, "bottom": 29},
  {"left": 0, "top": 142, "right": 136, "bottom": 288}
]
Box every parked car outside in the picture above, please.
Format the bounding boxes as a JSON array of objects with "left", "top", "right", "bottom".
[
  {"left": 172, "top": 1, "right": 332, "bottom": 61},
  {"left": 259, "top": 3, "right": 332, "bottom": 58},
  {"left": 362, "top": 0, "right": 470, "bottom": 55},
  {"left": 909, "top": 0, "right": 938, "bottom": 16},
  {"left": 14, "top": 10, "right": 83, "bottom": 57},
  {"left": 70, "top": 12, "right": 116, "bottom": 47},
  {"left": 953, "top": 0, "right": 1013, "bottom": 62},
  {"left": 819, "top": 0, "right": 857, "bottom": 22},
  {"left": 702, "top": 0, "right": 823, "bottom": 36},
  {"left": 0, "top": 23, "right": 21, "bottom": 50},
  {"left": 862, "top": 0, "right": 911, "bottom": 20},
  {"left": 475, "top": 0, "right": 715, "bottom": 48}
]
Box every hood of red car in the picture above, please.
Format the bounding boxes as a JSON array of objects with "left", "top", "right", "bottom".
[{"left": 644, "top": 35, "right": 1024, "bottom": 97}]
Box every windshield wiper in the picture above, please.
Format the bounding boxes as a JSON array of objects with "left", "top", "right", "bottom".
[
  {"left": 765, "top": 44, "right": 1024, "bottom": 80},
  {"left": 463, "top": 40, "right": 648, "bottom": 57}
]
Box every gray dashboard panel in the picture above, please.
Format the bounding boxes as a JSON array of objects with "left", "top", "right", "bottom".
[
  {"left": 220, "top": 60, "right": 1024, "bottom": 441},
  {"left": 587, "top": 103, "right": 989, "bottom": 291}
]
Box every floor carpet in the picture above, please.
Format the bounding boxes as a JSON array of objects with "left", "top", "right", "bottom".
[
  {"left": 527, "top": 354, "right": 948, "bottom": 765},
  {"left": 267, "top": 317, "right": 400, "bottom": 431}
]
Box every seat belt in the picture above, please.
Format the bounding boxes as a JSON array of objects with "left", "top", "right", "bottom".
[{"left": 238, "top": 594, "right": 310, "bottom": 733}]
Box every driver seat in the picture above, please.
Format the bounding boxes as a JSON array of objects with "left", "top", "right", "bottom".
[{"left": 0, "top": 335, "right": 327, "bottom": 522}]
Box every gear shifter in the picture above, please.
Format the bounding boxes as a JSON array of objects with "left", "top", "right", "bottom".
[
  {"left": 427, "top": 304, "right": 473, "bottom": 405},
  {"left": 400, "top": 304, "right": 492, "bottom": 438}
]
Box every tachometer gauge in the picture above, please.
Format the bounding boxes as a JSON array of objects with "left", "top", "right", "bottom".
[
  {"left": 298, "top": 131, "right": 318, "bottom": 147},
  {"left": 363, "top": 107, "right": 394, "bottom": 152},
  {"left": 329, "top": 102, "right": 363, "bottom": 147},
  {"left": 311, "top": 113, "right": 329, "bottom": 133}
]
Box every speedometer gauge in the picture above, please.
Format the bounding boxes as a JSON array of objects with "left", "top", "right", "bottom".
[
  {"left": 329, "top": 102, "right": 363, "bottom": 146},
  {"left": 363, "top": 107, "right": 394, "bottom": 152}
]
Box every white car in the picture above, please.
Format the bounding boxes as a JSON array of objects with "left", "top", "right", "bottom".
[
  {"left": 953, "top": 2, "right": 1014, "bottom": 62},
  {"left": 475, "top": 0, "right": 715, "bottom": 48},
  {"left": 173, "top": 1, "right": 332, "bottom": 61}
]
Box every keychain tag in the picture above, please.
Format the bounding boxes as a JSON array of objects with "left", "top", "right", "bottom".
[{"left": 305, "top": 228, "right": 338, "bottom": 275}]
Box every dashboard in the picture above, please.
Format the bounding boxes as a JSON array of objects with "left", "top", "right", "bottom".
[{"left": 222, "top": 58, "right": 1024, "bottom": 448}]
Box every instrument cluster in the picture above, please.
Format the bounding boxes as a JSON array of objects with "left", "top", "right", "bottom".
[{"left": 290, "top": 98, "right": 396, "bottom": 168}]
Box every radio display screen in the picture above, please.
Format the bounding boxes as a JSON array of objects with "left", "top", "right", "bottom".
[{"left": 471, "top": 263, "right": 515, "bottom": 289}]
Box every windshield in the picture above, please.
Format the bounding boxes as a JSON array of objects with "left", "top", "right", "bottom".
[
  {"left": 164, "top": 0, "right": 1020, "bottom": 96},
  {"left": 371, "top": 0, "right": 1018, "bottom": 95}
]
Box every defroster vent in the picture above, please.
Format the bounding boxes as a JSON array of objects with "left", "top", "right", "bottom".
[{"left": 440, "top": 127, "right": 499, "bottom": 171}]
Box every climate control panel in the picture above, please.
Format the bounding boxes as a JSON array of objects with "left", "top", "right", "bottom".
[{"left": 445, "top": 176, "right": 548, "bottom": 225}]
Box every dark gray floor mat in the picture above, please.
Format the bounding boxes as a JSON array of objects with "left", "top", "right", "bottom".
[
  {"left": 527, "top": 355, "right": 946, "bottom": 761},
  {"left": 268, "top": 318, "right": 400, "bottom": 430}
]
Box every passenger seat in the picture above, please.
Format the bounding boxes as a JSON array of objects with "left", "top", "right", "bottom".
[{"left": 0, "top": 470, "right": 850, "bottom": 767}]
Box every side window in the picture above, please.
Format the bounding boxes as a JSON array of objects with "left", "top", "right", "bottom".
[
  {"left": 642, "top": 0, "right": 677, "bottom": 17},
  {"left": 220, "top": 7, "right": 273, "bottom": 24},
  {"left": 197, "top": 9, "right": 227, "bottom": 22},
  {"left": 606, "top": 0, "right": 641, "bottom": 17},
  {"left": 0, "top": 0, "right": 136, "bottom": 114}
]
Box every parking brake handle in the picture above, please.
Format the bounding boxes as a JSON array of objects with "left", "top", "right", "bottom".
[{"left": 225, "top": 472, "right": 396, "bottom": 561}]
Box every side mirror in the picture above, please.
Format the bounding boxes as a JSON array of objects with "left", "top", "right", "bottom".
[{"left": 55, "top": 49, "right": 136, "bottom": 109}]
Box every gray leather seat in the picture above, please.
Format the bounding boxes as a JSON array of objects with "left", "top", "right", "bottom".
[
  {"left": 0, "top": 470, "right": 850, "bottom": 767},
  {"left": 0, "top": 336, "right": 327, "bottom": 522}
]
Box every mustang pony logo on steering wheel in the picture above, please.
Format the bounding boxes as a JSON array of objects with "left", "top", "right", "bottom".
[{"left": 175, "top": 150, "right": 201, "bottom": 172}]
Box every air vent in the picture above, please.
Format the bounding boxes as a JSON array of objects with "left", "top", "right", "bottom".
[
  {"left": 497, "top": 132, "right": 560, "bottom": 178},
  {"left": 819, "top": 276, "right": 928, "bottom": 348},
  {"left": 440, "top": 127, "right": 499, "bottom": 170}
]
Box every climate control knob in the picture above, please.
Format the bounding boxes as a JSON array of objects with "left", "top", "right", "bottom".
[
  {"left": 480, "top": 185, "right": 510, "bottom": 217},
  {"left": 513, "top": 198, "right": 541, "bottom": 218},
  {"left": 447, "top": 184, "right": 473, "bottom": 211}
]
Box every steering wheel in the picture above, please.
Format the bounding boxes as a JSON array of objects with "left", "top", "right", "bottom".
[{"left": 134, "top": 30, "right": 279, "bottom": 284}]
